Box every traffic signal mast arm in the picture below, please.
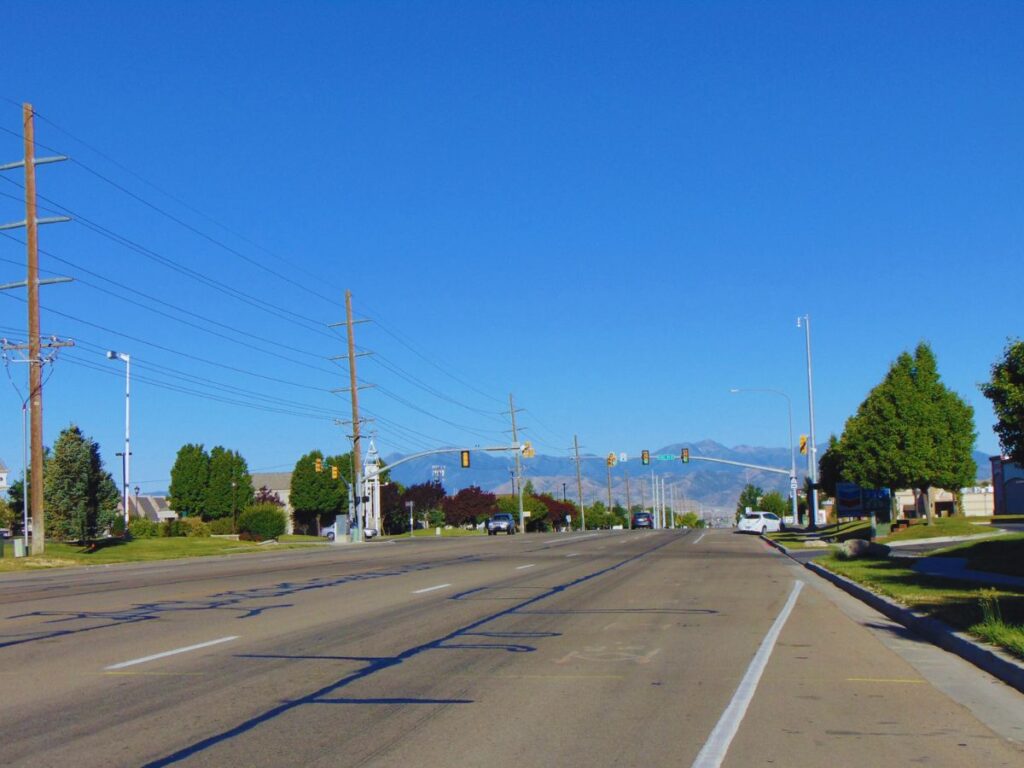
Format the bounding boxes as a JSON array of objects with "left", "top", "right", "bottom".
[
  {"left": 363, "top": 444, "right": 525, "bottom": 476},
  {"left": 684, "top": 455, "right": 791, "bottom": 475}
]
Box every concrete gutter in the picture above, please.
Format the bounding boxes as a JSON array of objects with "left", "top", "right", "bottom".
[{"left": 763, "top": 535, "right": 1024, "bottom": 696}]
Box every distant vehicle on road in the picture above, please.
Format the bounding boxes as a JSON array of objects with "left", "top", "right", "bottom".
[
  {"left": 0, "top": 528, "right": 10, "bottom": 539},
  {"left": 736, "top": 511, "right": 782, "bottom": 535},
  {"left": 631, "top": 511, "right": 654, "bottom": 529},
  {"left": 486, "top": 513, "right": 517, "bottom": 535},
  {"left": 322, "top": 521, "right": 377, "bottom": 541}
]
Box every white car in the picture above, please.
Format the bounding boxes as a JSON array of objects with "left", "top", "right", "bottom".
[
  {"left": 322, "top": 521, "right": 377, "bottom": 541},
  {"left": 736, "top": 511, "right": 783, "bottom": 535}
]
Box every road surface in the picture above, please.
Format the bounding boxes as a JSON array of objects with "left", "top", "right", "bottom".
[{"left": 1, "top": 530, "right": 1021, "bottom": 767}]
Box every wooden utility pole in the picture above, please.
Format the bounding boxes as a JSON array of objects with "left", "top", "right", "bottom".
[
  {"left": 606, "top": 460, "right": 613, "bottom": 512},
  {"left": 0, "top": 105, "right": 69, "bottom": 554},
  {"left": 23, "top": 105, "right": 44, "bottom": 554},
  {"left": 345, "top": 290, "right": 364, "bottom": 540},
  {"left": 509, "top": 394, "right": 524, "bottom": 533},
  {"left": 574, "top": 434, "right": 585, "bottom": 531}
]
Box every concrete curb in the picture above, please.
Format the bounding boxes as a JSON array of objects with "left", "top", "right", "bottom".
[{"left": 762, "top": 534, "right": 1024, "bottom": 696}]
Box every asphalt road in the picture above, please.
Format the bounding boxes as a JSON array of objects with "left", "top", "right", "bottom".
[{"left": 1, "top": 530, "right": 1022, "bottom": 767}]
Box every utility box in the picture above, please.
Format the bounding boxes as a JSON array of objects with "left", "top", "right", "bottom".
[{"left": 13, "top": 539, "right": 25, "bottom": 557}]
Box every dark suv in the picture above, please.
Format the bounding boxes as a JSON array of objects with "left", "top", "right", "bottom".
[
  {"left": 631, "top": 512, "right": 654, "bottom": 529},
  {"left": 486, "top": 513, "right": 517, "bottom": 535}
]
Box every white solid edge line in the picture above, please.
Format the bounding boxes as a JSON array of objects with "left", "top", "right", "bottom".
[
  {"left": 693, "top": 533, "right": 706, "bottom": 545},
  {"left": 691, "top": 580, "right": 804, "bottom": 768},
  {"left": 105, "top": 636, "right": 240, "bottom": 671},
  {"left": 412, "top": 583, "right": 451, "bottom": 594},
  {"left": 516, "top": 564, "right": 536, "bottom": 570},
  {"left": 565, "top": 553, "right": 579, "bottom": 557}
]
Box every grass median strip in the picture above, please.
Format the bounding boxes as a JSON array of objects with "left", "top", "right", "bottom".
[
  {"left": 0, "top": 537, "right": 323, "bottom": 571},
  {"left": 817, "top": 551, "right": 1024, "bottom": 660}
]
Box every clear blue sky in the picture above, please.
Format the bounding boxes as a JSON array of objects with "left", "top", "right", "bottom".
[{"left": 1, "top": 1, "right": 1021, "bottom": 491}]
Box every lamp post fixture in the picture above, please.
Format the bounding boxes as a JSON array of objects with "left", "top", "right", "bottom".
[
  {"left": 796, "top": 315, "right": 820, "bottom": 528},
  {"left": 730, "top": 387, "right": 799, "bottom": 526},
  {"left": 106, "top": 350, "right": 131, "bottom": 529}
]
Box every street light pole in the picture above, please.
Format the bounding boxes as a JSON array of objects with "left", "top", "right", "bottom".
[
  {"left": 106, "top": 351, "right": 130, "bottom": 529},
  {"left": 797, "top": 315, "right": 820, "bottom": 528},
  {"left": 730, "top": 387, "right": 799, "bottom": 526}
]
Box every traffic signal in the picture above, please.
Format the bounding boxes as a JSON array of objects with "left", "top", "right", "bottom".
[
  {"left": 681, "top": 448, "right": 690, "bottom": 463},
  {"left": 331, "top": 464, "right": 339, "bottom": 480},
  {"left": 460, "top": 450, "right": 471, "bottom": 468},
  {"left": 606, "top": 452, "right": 617, "bottom": 467},
  {"left": 522, "top": 441, "right": 535, "bottom": 458},
  {"left": 315, "top": 457, "right": 323, "bottom": 473},
  {"left": 799, "top": 435, "right": 808, "bottom": 455},
  {"left": 641, "top": 449, "right": 650, "bottom": 465}
]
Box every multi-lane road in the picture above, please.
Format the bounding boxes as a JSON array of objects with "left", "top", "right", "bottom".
[{"left": 1, "top": 530, "right": 1021, "bottom": 767}]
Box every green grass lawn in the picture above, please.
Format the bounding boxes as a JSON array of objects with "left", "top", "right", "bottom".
[
  {"left": 933, "top": 533, "right": 1024, "bottom": 578},
  {"left": 0, "top": 536, "right": 317, "bottom": 571},
  {"left": 380, "top": 527, "right": 486, "bottom": 540},
  {"left": 818, "top": 553, "right": 1024, "bottom": 659},
  {"left": 880, "top": 516, "right": 995, "bottom": 543}
]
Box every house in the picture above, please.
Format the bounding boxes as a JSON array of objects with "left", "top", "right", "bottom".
[
  {"left": 251, "top": 471, "right": 294, "bottom": 533},
  {"left": 129, "top": 495, "right": 178, "bottom": 522}
]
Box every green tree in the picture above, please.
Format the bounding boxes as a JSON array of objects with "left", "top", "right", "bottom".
[
  {"left": 0, "top": 497, "right": 15, "bottom": 532},
  {"left": 43, "top": 425, "right": 119, "bottom": 542},
  {"left": 679, "top": 511, "right": 705, "bottom": 529},
  {"left": 203, "top": 447, "right": 254, "bottom": 521},
  {"left": 839, "top": 343, "right": 976, "bottom": 523},
  {"left": 981, "top": 339, "right": 1024, "bottom": 465},
  {"left": 735, "top": 483, "right": 764, "bottom": 522},
  {"left": 168, "top": 444, "right": 210, "bottom": 517},
  {"left": 817, "top": 434, "right": 844, "bottom": 499},
  {"left": 759, "top": 490, "right": 788, "bottom": 518},
  {"left": 289, "top": 450, "right": 345, "bottom": 532}
]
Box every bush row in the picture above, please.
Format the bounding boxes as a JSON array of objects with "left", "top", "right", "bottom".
[{"left": 127, "top": 505, "right": 286, "bottom": 541}]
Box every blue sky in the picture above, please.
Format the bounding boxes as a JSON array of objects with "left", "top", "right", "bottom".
[{"left": 1, "top": 1, "right": 1021, "bottom": 491}]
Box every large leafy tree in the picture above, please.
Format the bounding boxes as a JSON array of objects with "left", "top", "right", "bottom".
[
  {"left": 403, "top": 481, "right": 446, "bottom": 521},
  {"left": 981, "top": 339, "right": 1024, "bottom": 464},
  {"left": 735, "top": 483, "right": 764, "bottom": 521},
  {"left": 817, "top": 435, "right": 844, "bottom": 499},
  {"left": 290, "top": 450, "right": 346, "bottom": 531},
  {"left": 839, "top": 343, "right": 976, "bottom": 522},
  {"left": 758, "top": 491, "right": 788, "bottom": 518},
  {"left": 43, "top": 425, "right": 119, "bottom": 541},
  {"left": 203, "top": 447, "right": 254, "bottom": 521},
  {"left": 538, "top": 494, "right": 576, "bottom": 529},
  {"left": 443, "top": 486, "right": 496, "bottom": 527},
  {"left": 168, "top": 443, "right": 210, "bottom": 517}
]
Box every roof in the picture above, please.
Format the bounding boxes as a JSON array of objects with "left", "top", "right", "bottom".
[{"left": 251, "top": 472, "right": 292, "bottom": 492}]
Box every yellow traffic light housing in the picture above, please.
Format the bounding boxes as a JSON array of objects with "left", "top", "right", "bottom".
[
  {"left": 799, "top": 435, "right": 808, "bottom": 455},
  {"left": 331, "top": 464, "right": 339, "bottom": 480},
  {"left": 315, "top": 457, "right": 323, "bottom": 473},
  {"left": 460, "top": 450, "right": 471, "bottom": 468}
]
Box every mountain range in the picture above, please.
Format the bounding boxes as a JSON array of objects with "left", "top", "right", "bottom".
[{"left": 385, "top": 441, "right": 994, "bottom": 516}]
